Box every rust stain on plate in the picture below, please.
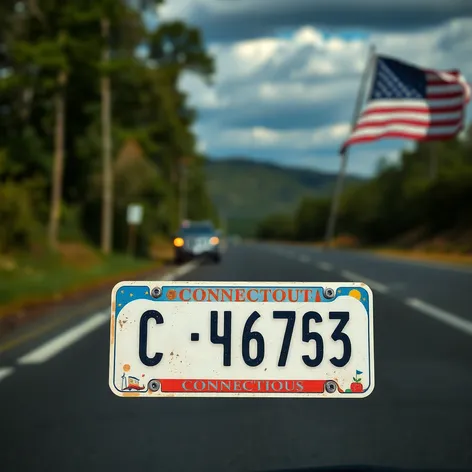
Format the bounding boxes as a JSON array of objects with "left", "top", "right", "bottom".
[
  {"left": 110, "top": 317, "right": 115, "bottom": 345},
  {"left": 118, "top": 319, "right": 127, "bottom": 329}
]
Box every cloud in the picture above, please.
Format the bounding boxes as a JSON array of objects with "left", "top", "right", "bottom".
[
  {"left": 198, "top": 122, "right": 350, "bottom": 150},
  {"left": 160, "top": 0, "right": 472, "bottom": 42},
  {"left": 181, "top": 29, "right": 367, "bottom": 132},
  {"left": 161, "top": 1, "right": 472, "bottom": 175}
]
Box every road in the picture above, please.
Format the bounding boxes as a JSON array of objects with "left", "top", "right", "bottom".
[{"left": 1, "top": 241, "right": 472, "bottom": 472}]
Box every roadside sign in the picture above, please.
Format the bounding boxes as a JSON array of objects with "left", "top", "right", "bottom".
[
  {"left": 126, "top": 204, "right": 143, "bottom": 225},
  {"left": 109, "top": 281, "right": 374, "bottom": 398}
]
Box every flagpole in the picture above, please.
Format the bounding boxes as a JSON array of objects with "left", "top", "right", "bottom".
[{"left": 323, "top": 44, "right": 377, "bottom": 249}]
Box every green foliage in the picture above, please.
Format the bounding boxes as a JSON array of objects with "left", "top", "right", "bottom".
[
  {"left": 227, "top": 218, "right": 259, "bottom": 238},
  {"left": 149, "top": 21, "right": 215, "bottom": 85},
  {"left": 206, "top": 158, "right": 363, "bottom": 230},
  {"left": 256, "top": 214, "right": 294, "bottom": 241},
  {"left": 0, "top": 179, "right": 45, "bottom": 252},
  {"left": 294, "top": 197, "right": 331, "bottom": 241},
  {"left": 0, "top": 0, "right": 218, "bottom": 255},
  {"left": 257, "top": 129, "right": 472, "bottom": 249}
]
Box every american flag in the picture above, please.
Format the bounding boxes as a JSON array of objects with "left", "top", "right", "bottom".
[{"left": 341, "top": 55, "right": 471, "bottom": 153}]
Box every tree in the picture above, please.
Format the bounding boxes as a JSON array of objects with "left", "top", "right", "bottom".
[
  {"left": 256, "top": 214, "right": 294, "bottom": 241},
  {"left": 0, "top": 0, "right": 219, "bottom": 256},
  {"left": 98, "top": 0, "right": 162, "bottom": 254},
  {"left": 148, "top": 20, "right": 215, "bottom": 229},
  {"left": 149, "top": 21, "right": 214, "bottom": 86},
  {"left": 294, "top": 197, "right": 331, "bottom": 241},
  {"left": 7, "top": 2, "right": 72, "bottom": 250}
]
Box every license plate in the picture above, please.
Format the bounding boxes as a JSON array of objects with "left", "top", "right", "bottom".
[{"left": 109, "top": 281, "right": 374, "bottom": 398}]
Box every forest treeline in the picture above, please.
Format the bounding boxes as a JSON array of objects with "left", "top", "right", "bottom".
[
  {"left": 0, "top": 0, "right": 218, "bottom": 257},
  {"left": 257, "top": 129, "right": 472, "bottom": 252}
]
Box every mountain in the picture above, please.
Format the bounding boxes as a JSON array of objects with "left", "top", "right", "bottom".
[{"left": 205, "top": 158, "right": 364, "bottom": 235}]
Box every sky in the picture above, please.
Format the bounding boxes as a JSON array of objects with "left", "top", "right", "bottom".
[{"left": 152, "top": 0, "right": 472, "bottom": 177}]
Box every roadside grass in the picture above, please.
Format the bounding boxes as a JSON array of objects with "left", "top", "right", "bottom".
[
  {"left": 369, "top": 248, "right": 472, "bottom": 267},
  {"left": 0, "top": 240, "right": 173, "bottom": 316}
]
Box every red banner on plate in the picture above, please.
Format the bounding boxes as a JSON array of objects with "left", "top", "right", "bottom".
[{"left": 160, "top": 379, "right": 331, "bottom": 393}]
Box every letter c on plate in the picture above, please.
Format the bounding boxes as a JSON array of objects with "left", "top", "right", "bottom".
[{"left": 139, "top": 310, "right": 164, "bottom": 366}]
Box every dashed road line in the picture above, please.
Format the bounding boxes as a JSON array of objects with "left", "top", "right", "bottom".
[
  {"left": 341, "top": 270, "right": 389, "bottom": 294},
  {"left": 406, "top": 298, "right": 472, "bottom": 336},
  {"left": 298, "top": 254, "right": 310, "bottom": 263},
  {"left": 18, "top": 311, "right": 109, "bottom": 365},
  {"left": 0, "top": 367, "right": 14, "bottom": 383},
  {"left": 317, "top": 262, "right": 333, "bottom": 271},
  {"left": 162, "top": 260, "right": 201, "bottom": 280}
]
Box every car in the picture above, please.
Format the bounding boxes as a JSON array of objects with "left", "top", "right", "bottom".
[{"left": 173, "top": 221, "right": 222, "bottom": 265}]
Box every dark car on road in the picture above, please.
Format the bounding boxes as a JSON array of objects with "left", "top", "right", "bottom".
[{"left": 173, "top": 221, "right": 222, "bottom": 264}]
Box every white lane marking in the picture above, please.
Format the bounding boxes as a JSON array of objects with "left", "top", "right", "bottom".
[
  {"left": 341, "top": 270, "right": 389, "bottom": 294},
  {"left": 163, "top": 260, "right": 201, "bottom": 281},
  {"left": 298, "top": 254, "right": 310, "bottom": 263},
  {"left": 18, "top": 311, "right": 108, "bottom": 364},
  {"left": 0, "top": 367, "right": 14, "bottom": 383},
  {"left": 317, "top": 262, "right": 333, "bottom": 271},
  {"left": 9, "top": 259, "right": 203, "bottom": 367},
  {"left": 175, "top": 260, "right": 200, "bottom": 277},
  {"left": 406, "top": 298, "right": 472, "bottom": 336}
]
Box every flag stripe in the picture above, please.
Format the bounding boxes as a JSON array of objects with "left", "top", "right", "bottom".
[
  {"left": 427, "top": 84, "right": 465, "bottom": 94},
  {"left": 357, "top": 111, "right": 462, "bottom": 123},
  {"left": 344, "top": 131, "right": 462, "bottom": 148},
  {"left": 427, "top": 91, "right": 465, "bottom": 100},
  {"left": 347, "top": 124, "right": 464, "bottom": 143},
  {"left": 355, "top": 118, "right": 461, "bottom": 129},
  {"left": 341, "top": 55, "right": 469, "bottom": 153},
  {"left": 364, "top": 97, "right": 466, "bottom": 110},
  {"left": 362, "top": 104, "right": 465, "bottom": 115}
]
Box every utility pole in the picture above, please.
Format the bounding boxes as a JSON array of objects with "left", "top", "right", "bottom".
[
  {"left": 101, "top": 17, "right": 113, "bottom": 255},
  {"left": 324, "top": 44, "right": 377, "bottom": 249},
  {"left": 48, "top": 67, "right": 67, "bottom": 251}
]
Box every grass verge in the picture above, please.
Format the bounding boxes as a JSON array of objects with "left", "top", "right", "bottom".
[
  {"left": 369, "top": 248, "right": 472, "bottom": 267},
  {"left": 0, "top": 242, "right": 173, "bottom": 318}
]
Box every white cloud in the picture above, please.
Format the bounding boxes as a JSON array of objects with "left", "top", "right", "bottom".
[
  {"left": 172, "top": 10, "right": 472, "bottom": 174},
  {"left": 205, "top": 122, "right": 351, "bottom": 149},
  {"left": 372, "top": 19, "right": 472, "bottom": 78},
  {"left": 159, "top": 0, "right": 472, "bottom": 42}
]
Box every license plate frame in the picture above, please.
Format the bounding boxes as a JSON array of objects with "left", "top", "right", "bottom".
[{"left": 109, "top": 281, "right": 374, "bottom": 398}]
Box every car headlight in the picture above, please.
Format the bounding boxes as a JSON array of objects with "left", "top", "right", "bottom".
[
  {"left": 173, "top": 237, "right": 184, "bottom": 247},
  {"left": 210, "top": 236, "right": 219, "bottom": 245}
]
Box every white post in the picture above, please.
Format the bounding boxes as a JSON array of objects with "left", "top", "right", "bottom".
[{"left": 324, "top": 44, "right": 377, "bottom": 248}]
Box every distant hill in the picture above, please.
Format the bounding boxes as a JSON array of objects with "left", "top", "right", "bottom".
[{"left": 205, "top": 158, "right": 364, "bottom": 236}]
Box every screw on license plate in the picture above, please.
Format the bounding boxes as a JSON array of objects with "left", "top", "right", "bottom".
[
  {"left": 325, "top": 381, "right": 337, "bottom": 393},
  {"left": 151, "top": 287, "right": 162, "bottom": 299},
  {"left": 323, "top": 287, "right": 335, "bottom": 299},
  {"left": 148, "top": 380, "right": 161, "bottom": 392}
]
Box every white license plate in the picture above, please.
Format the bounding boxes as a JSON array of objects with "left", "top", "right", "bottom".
[{"left": 109, "top": 281, "right": 374, "bottom": 398}]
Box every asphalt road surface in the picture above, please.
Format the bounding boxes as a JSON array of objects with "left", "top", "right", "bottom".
[{"left": 1, "top": 241, "right": 472, "bottom": 472}]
